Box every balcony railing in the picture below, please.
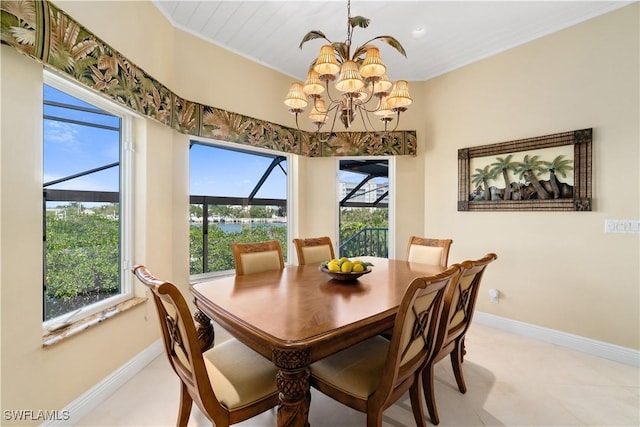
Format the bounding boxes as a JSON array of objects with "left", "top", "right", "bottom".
[
  {"left": 189, "top": 196, "right": 287, "bottom": 275},
  {"left": 340, "top": 227, "right": 388, "bottom": 258}
]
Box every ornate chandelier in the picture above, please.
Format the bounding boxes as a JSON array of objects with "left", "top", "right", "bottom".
[{"left": 284, "top": 0, "right": 412, "bottom": 135}]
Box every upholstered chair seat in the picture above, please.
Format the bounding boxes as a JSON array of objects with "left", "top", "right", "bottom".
[
  {"left": 310, "top": 337, "right": 389, "bottom": 399},
  {"left": 203, "top": 338, "right": 278, "bottom": 410}
]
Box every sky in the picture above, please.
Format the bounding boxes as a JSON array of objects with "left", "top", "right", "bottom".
[
  {"left": 44, "top": 85, "right": 120, "bottom": 193},
  {"left": 44, "top": 84, "right": 289, "bottom": 199},
  {"left": 189, "top": 144, "right": 287, "bottom": 199},
  {"left": 44, "top": 84, "right": 378, "bottom": 202}
]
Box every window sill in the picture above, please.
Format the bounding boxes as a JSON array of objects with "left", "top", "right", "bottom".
[{"left": 42, "top": 297, "right": 147, "bottom": 347}]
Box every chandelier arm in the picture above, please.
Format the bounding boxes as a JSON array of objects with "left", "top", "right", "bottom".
[
  {"left": 358, "top": 95, "right": 384, "bottom": 114},
  {"left": 316, "top": 109, "right": 343, "bottom": 144},
  {"left": 317, "top": 132, "right": 332, "bottom": 144},
  {"left": 325, "top": 99, "right": 343, "bottom": 116},
  {"left": 323, "top": 80, "right": 341, "bottom": 104},
  {"left": 351, "top": 82, "right": 377, "bottom": 110},
  {"left": 360, "top": 105, "right": 382, "bottom": 133},
  {"left": 329, "top": 103, "right": 342, "bottom": 133},
  {"left": 389, "top": 111, "right": 401, "bottom": 132},
  {"left": 360, "top": 93, "right": 376, "bottom": 107}
]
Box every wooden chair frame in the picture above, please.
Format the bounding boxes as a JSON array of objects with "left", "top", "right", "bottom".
[
  {"left": 230, "top": 240, "right": 284, "bottom": 275},
  {"left": 292, "top": 236, "right": 335, "bottom": 265},
  {"left": 310, "top": 265, "right": 461, "bottom": 427},
  {"left": 422, "top": 253, "right": 498, "bottom": 425},
  {"left": 132, "top": 266, "right": 279, "bottom": 427},
  {"left": 406, "top": 236, "right": 453, "bottom": 268}
]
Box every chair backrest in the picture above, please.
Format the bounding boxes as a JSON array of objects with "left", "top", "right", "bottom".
[
  {"left": 292, "top": 236, "right": 335, "bottom": 265},
  {"left": 230, "top": 240, "right": 285, "bottom": 275},
  {"left": 406, "top": 236, "right": 453, "bottom": 267},
  {"left": 374, "top": 264, "right": 461, "bottom": 400},
  {"left": 437, "top": 253, "right": 497, "bottom": 351},
  {"left": 132, "top": 265, "right": 224, "bottom": 419}
]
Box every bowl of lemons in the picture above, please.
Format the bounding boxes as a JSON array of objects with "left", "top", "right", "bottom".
[{"left": 320, "top": 258, "right": 374, "bottom": 282}]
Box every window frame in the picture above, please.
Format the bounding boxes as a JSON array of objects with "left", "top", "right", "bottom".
[
  {"left": 42, "top": 71, "right": 135, "bottom": 331},
  {"left": 336, "top": 156, "right": 396, "bottom": 259},
  {"left": 188, "top": 138, "right": 293, "bottom": 281}
]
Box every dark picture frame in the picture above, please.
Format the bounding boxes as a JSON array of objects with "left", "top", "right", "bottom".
[{"left": 458, "top": 129, "right": 592, "bottom": 211}]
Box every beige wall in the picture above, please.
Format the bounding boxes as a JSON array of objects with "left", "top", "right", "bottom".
[
  {"left": 54, "top": 1, "right": 175, "bottom": 86},
  {"left": 421, "top": 4, "right": 639, "bottom": 349},
  {"left": 0, "top": 46, "right": 151, "bottom": 423},
  {"left": 0, "top": 0, "right": 638, "bottom": 423}
]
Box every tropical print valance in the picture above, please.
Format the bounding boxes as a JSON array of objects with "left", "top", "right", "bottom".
[{"left": 1, "top": 0, "right": 416, "bottom": 157}]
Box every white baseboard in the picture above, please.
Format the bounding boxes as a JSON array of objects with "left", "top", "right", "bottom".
[
  {"left": 474, "top": 311, "right": 640, "bottom": 367},
  {"left": 41, "top": 339, "right": 164, "bottom": 427}
]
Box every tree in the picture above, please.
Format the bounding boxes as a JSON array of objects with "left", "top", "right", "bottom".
[
  {"left": 471, "top": 165, "right": 496, "bottom": 200},
  {"left": 189, "top": 222, "right": 288, "bottom": 275},
  {"left": 339, "top": 207, "right": 389, "bottom": 257},
  {"left": 544, "top": 155, "right": 573, "bottom": 198},
  {"left": 45, "top": 210, "right": 120, "bottom": 319},
  {"left": 514, "top": 154, "right": 551, "bottom": 199},
  {"left": 489, "top": 154, "right": 517, "bottom": 200}
]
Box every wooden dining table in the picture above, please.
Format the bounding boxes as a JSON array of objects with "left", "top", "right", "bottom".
[{"left": 191, "top": 256, "right": 445, "bottom": 427}]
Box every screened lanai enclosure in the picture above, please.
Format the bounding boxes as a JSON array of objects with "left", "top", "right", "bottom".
[
  {"left": 42, "top": 81, "right": 389, "bottom": 324},
  {"left": 338, "top": 159, "right": 389, "bottom": 259},
  {"left": 189, "top": 148, "right": 390, "bottom": 276},
  {"left": 188, "top": 143, "right": 288, "bottom": 275}
]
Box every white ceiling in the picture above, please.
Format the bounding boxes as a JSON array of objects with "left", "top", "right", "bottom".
[{"left": 152, "top": 1, "right": 632, "bottom": 82}]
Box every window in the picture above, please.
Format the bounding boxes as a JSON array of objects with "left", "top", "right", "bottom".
[
  {"left": 43, "top": 72, "right": 133, "bottom": 326},
  {"left": 338, "top": 159, "right": 392, "bottom": 258},
  {"left": 189, "top": 142, "right": 288, "bottom": 276}
]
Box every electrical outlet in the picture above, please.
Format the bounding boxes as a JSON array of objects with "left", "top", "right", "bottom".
[
  {"left": 488, "top": 288, "right": 500, "bottom": 303},
  {"left": 605, "top": 220, "right": 640, "bottom": 234}
]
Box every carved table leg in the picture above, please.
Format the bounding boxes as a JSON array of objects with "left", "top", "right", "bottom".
[
  {"left": 193, "top": 308, "right": 215, "bottom": 351},
  {"left": 273, "top": 347, "right": 311, "bottom": 427}
]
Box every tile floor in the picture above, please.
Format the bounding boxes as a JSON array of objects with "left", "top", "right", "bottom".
[{"left": 77, "top": 323, "right": 639, "bottom": 426}]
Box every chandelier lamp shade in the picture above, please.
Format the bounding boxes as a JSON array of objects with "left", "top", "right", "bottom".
[{"left": 284, "top": 0, "right": 412, "bottom": 135}]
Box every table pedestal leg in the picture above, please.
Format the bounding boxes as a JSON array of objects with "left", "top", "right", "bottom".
[
  {"left": 193, "top": 308, "right": 215, "bottom": 351},
  {"left": 273, "top": 348, "right": 311, "bottom": 427}
]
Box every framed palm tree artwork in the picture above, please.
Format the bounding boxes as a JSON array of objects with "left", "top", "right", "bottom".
[{"left": 458, "top": 129, "right": 592, "bottom": 211}]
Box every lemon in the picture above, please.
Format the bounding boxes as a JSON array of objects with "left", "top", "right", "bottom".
[
  {"left": 339, "top": 257, "right": 349, "bottom": 264},
  {"left": 353, "top": 260, "right": 362, "bottom": 265},
  {"left": 327, "top": 262, "right": 341, "bottom": 272},
  {"left": 341, "top": 261, "right": 353, "bottom": 273},
  {"left": 352, "top": 263, "right": 364, "bottom": 272}
]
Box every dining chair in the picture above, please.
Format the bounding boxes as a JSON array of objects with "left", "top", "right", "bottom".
[
  {"left": 376, "top": 236, "right": 453, "bottom": 341},
  {"left": 230, "top": 240, "right": 285, "bottom": 275},
  {"left": 406, "top": 236, "right": 453, "bottom": 268},
  {"left": 422, "top": 253, "right": 498, "bottom": 425},
  {"left": 309, "top": 264, "right": 461, "bottom": 427},
  {"left": 292, "top": 236, "right": 335, "bottom": 265},
  {"left": 132, "top": 265, "right": 279, "bottom": 427}
]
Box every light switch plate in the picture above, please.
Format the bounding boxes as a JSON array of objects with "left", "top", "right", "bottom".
[{"left": 604, "top": 219, "right": 640, "bottom": 234}]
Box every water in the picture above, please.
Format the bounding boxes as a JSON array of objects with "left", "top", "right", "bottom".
[{"left": 212, "top": 223, "right": 286, "bottom": 233}]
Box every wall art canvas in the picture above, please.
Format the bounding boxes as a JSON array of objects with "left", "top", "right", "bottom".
[{"left": 458, "top": 129, "right": 592, "bottom": 211}]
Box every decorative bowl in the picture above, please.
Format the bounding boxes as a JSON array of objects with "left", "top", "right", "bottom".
[{"left": 320, "top": 266, "right": 372, "bottom": 282}]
